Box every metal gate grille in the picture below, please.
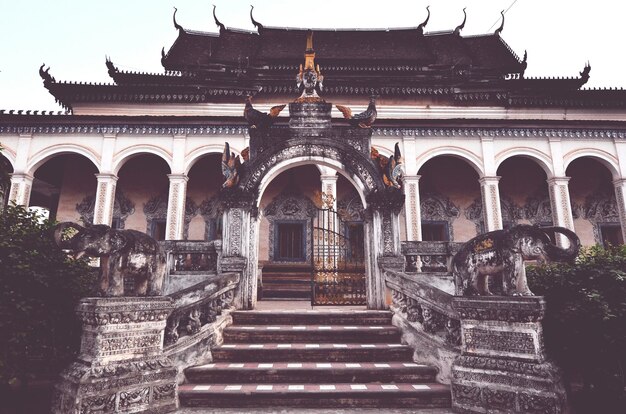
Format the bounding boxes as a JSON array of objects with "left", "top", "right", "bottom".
[{"left": 311, "top": 207, "right": 366, "bottom": 305}]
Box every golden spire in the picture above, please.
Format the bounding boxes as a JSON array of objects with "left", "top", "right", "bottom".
[{"left": 304, "top": 30, "right": 315, "bottom": 71}]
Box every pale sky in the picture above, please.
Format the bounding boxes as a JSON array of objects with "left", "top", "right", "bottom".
[{"left": 0, "top": 0, "right": 624, "bottom": 111}]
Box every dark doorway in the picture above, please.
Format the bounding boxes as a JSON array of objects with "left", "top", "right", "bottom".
[{"left": 276, "top": 221, "right": 306, "bottom": 261}]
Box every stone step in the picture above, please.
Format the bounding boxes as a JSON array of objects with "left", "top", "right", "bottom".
[
  {"left": 185, "top": 361, "right": 437, "bottom": 384},
  {"left": 179, "top": 382, "right": 451, "bottom": 408},
  {"left": 262, "top": 273, "right": 312, "bottom": 281},
  {"left": 223, "top": 325, "right": 401, "bottom": 343},
  {"left": 231, "top": 310, "right": 392, "bottom": 325},
  {"left": 212, "top": 343, "right": 413, "bottom": 362}
]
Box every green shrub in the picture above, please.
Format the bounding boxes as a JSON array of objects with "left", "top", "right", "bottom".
[
  {"left": 527, "top": 245, "right": 626, "bottom": 411},
  {"left": 0, "top": 204, "right": 97, "bottom": 386}
]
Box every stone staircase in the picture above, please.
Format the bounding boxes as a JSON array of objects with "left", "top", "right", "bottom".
[
  {"left": 179, "top": 309, "right": 451, "bottom": 409},
  {"left": 259, "top": 264, "right": 312, "bottom": 300}
]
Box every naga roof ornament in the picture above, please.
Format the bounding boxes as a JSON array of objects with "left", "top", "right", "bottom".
[
  {"left": 213, "top": 5, "right": 226, "bottom": 32},
  {"left": 454, "top": 7, "right": 467, "bottom": 36},
  {"left": 495, "top": 10, "right": 505, "bottom": 35},
  {"left": 295, "top": 30, "right": 324, "bottom": 102},
  {"left": 250, "top": 5, "right": 263, "bottom": 30},
  {"left": 417, "top": 6, "right": 430, "bottom": 36},
  {"left": 172, "top": 7, "right": 183, "bottom": 31}
]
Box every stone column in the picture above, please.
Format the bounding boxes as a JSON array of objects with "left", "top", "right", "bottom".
[
  {"left": 93, "top": 174, "right": 118, "bottom": 225},
  {"left": 479, "top": 176, "right": 503, "bottom": 232},
  {"left": 53, "top": 297, "right": 178, "bottom": 414},
  {"left": 547, "top": 177, "right": 575, "bottom": 247},
  {"left": 8, "top": 173, "right": 34, "bottom": 206},
  {"left": 165, "top": 174, "right": 188, "bottom": 240},
  {"left": 403, "top": 175, "right": 422, "bottom": 241},
  {"left": 220, "top": 193, "right": 257, "bottom": 310},
  {"left": 365, "top": 190, "right": 405, "bottom": 309},
  {"left": 451, "top": 296, "right": 566, "bottom": 414},
  {"left": 613, "top": 178, "right": 626, "bottom": 243}
]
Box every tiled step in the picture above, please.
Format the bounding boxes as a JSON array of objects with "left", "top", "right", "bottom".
[
  {"left": 212, "top": 343, "right": 413, "bottom": 362},
  {"left": 185, "top": 361, "right": 437, "bottom": 384},
  {"left": 231, "top": 310, "right": 392, "bottom": 325},
  {"left": 179, "top": 382, "right": 451, "bottom": 408},
  {"left": 224, "top": 324, "right": 401, "bottom": 343}
]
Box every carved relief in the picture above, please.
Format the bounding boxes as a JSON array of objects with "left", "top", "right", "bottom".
[
  {"left": 143, "top": 193, "right": 197, "bottom": 239},
  {"left": 421, "top": 191, "right": 459, "bottom": 241},
  {"left": 76, "top": 188, "right": 134, "bottom": 228},
  {"left": 264, "top": 190, "right": 317, "bottom": 262},
  {"left": 199, "top": 196, "right": 222, "bottom": 240},
  {"left": 337, "top": 194, "right": 365, "bottom": 222},
  {"left": 466, "top": 194, "right": 521, "bottom": 233},
  {"left": 574, "top": 188, "right": 621, "bottom": 243}
]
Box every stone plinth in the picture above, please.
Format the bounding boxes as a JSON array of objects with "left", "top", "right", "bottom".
[
  {"left": 53, "top": 297, "right": 178, "bottom": 414},
  {"left": 451, "top": 296, "right": 565, "bottom": 414}
]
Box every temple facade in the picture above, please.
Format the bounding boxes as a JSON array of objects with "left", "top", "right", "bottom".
[{"left": 1, "top": 6, "right": 625, "bottom": 260}]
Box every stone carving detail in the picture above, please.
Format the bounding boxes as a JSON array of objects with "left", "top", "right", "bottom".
[
  {"left": 524, "top": 191, "right": 553, "bottom": 225},
  {"left": 153, "top": 383, "right": 176, "bottom": 402},
  {"left": 574, "top": 188, "right": 621, "bottom": 243},
  {"left": 337, "top": 194, "right": 365, "bottom": 222},
  {"left": 464, "top": 328, "right": 535, "bottom": 354},
  {"left": 445, "top": 318, "right": 461, "bottom": 346},
  {"left": 264, "top": 190, "right": 317, "bottom": 262},
  {"left": 80, "top": 393, "right": 116, "bottom": 413},
  {"left": 144, "top": 193, "right": 197, "bottom": 239},
  {"left": 76, "top": 188, "right": 134, "bottom": 228},
  {"left": 119, "top": 387, "right": 149, "bottom": 409},
  {"left": 382, "top": 214, "right": 394, "bottom": 255},
  {"left": 421, "top": 191, "right": 459, "bottom": 241},
  {"left": 466, "top": 194, "right": 521, "bottom": 233}
]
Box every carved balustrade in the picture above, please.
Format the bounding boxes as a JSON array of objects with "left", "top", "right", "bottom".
[
  {"left": 160, "top": 240, "right": 221, "bottom": 274},
  {"left": 385, "top": 269, "right": 461, "bottom": 350},
  {"left": 163, "top": 272, "right": 239, "bottom": 349},
  {"left": 402, "top": 241, "right": 462, "bottom": 273}
]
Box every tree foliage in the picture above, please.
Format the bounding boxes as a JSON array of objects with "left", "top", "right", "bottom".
[
  {"left": 0, "top": 204, "right": 97, "bottom": 385},
  {"left": 527, "top": 245, "right": 626, "bottom": 411}
]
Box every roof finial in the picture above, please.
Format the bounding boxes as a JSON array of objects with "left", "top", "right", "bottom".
[
  {"left": 495, "top": 10, "right": 505, "bottom": 34},
  {"left": 454, "top": 7, "right": 467, "bottom": 36},
  {"left": 172, "top": 7, "right": 182, "bottom": 31},
  {"left": 580, "top": 62, "right": 591, "bottom": 84},
  {"left": 213, "top": 5, "right": 225, "bottom": 32},
  {"left": 417, "top": 6, "right": 430, "bottom": 36},
  {"left": 250, "top": 5, "right": 263, "bottom": 30},
  {"left": 105, "top": 56, "right": 118, "bottom": 76},
  {"left": 521, "top": 50, "right": 527, "bottom": 77},
  {"left": 39, "top": 63, "right": 55, "bottom": 85}
]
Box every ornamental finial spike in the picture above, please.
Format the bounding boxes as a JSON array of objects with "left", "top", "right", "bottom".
[
  {"left": 304, "top": 30, "right": 315, "bottom": 70},
  {"left": 495, "top": 10, "right": 505, "bottom": 35},
  {"left": 295, "top": 30, "right": 324, "bottom": 102}
]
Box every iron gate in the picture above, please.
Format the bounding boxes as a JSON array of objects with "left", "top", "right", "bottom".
[{"left": 311, "top": 207, "right": 366, "bottom": 305}]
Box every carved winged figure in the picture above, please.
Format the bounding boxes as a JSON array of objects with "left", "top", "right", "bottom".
[
  {"left": 336, "top": 96, "right": 377, "bottom": 128},
  {"left": 243, "top": 95, "right": 286, "bottom": 128},
  {"left": 221, "top": 142, "right": 241, "bottom": 188},
  {"left": 385, "top": 143, "right": 404, "bottom": 189}
]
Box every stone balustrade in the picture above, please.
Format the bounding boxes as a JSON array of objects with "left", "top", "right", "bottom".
[{"left": 402, "top": 241, "right": 463, "bottom": 273}]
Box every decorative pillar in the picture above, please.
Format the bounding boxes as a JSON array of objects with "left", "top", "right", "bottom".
[
  {"left": 93, "top": 174, "right": 118, "bottom": 225},
  {"left": 613, "top": 179, "right": 626, "bottom": 243},
  {"left": 8, "top": 173, "right": 34, "bottom": 206},
  {"left": 220, "top": 190, "right": 258, "bottom": 310},
  {"left": 165, "top": 174, "right": 188, "bottom": 240},
  {"left": 403, "top": 175, "right": 422, "bottom": 241},
  {"left": 478, "top": 176, "right": 503, "bottom": 232},
  {"left": 547, "top": 177, "right": 575, "bottom": 247},
  {"left": 365, "top": 189, "right": 405, "bottom": 309},
  {"left": 320, "top": 173, "right": 338, "bottom": 209}
]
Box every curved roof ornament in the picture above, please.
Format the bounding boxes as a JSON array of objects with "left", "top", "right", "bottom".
[
  {"left": 417, "top": 6, "right": 430, "bottom": 36},
  {"left": 495, "top": 10, "right": 505, "bottom": 35},
  {"left": 580, "top": 61, "right": 591, "bottom": 83},
  {"left": 250, "top": 5, "right": 263, "bottom": 30},
  {"left": 454, "top": 7, "right": 467, "bottom": 36},
  {"left": 172, "top": 7, "right": 183, "bottom": 31},
  {"left": 161, "top": 47, "right": 167, "bottom": 66},
  {"left": 105, "top": 56, "right": 118, "bottom": 76},
  {"left": 521, "top": 50, "right": 528, "bottom": 77},
  {"left": 39, "top": 63, "right": 55, "bottom": 85},
  {"left": 213, "top": 4, "right": 226, "bottom": 32}
]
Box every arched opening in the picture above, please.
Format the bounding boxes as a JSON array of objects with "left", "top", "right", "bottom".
[
  {"left": 0, "top": 153, "right": 13, "bottom": 210},
  {"left": 567, "top": 157, "right": 623, "bottom": 246},
  {"left": 256, "top": 164, "right": 366, "bottom": 304},
  {"left": 186, "top": 153, "right": 223, "bottom": 241},
  {"left": 30, "top": 154, "right": 98, "bottom": 222},
  {"left": 497, "top": 156, "right": 551, "bottom": 229},
  {"left": 117, "top": 154, "right": 171, "bottom": 239},
  {"left": 417, "top": 156, "right": 481, "bottom": 241}
]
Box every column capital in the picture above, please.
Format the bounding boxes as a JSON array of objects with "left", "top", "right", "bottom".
[
  {"left": 95, "top": 173, "right": 118, "bottom": 183},
  {"left": 320, "top": 174, "right": 338, "bottom": 182},
  {"left": 478, "top": 176, "right": 501, "bottom": 185},
  {"left": 613, "top": 178, "right": 626, "bottom": 187},
  {"left": 9, "top": 173, "right": 34, "bottom": 181},
  {"left": 403, "top": 174, "right": 421, "bottom": 183},
  {"left": 547, "top": 176, "right": 571, "bottom": 186},
  {"left": 167, "top": 173, "right": 189, "bottom": 182}
]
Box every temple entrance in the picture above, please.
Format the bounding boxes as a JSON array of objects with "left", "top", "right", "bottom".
[{"left": 311, "top": 206, "right": 366, "bottom": 305}]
